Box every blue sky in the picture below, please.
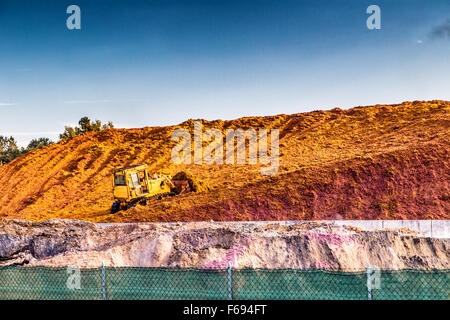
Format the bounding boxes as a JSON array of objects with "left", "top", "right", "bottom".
[{"left": 0, "top": 0, "right": 449, "bottom": 146}]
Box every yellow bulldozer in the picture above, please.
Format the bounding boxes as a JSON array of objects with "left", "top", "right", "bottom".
[{"left": 111, "top": 164, "right": 189, "bottom": 213}]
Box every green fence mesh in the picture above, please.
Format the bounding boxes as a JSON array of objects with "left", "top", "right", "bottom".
[
  {"left": 373, "top": 269, "right": 449, "bottom": 300},
  {"left": 0, "top": 266, "right": 102, "bottom": 300},
  {"left": 105, "top": 267, "right": 228, "bottom": 300},
  {"left": 232, "top": 269, "right": 368, "bottom": 300},
  {"left": 0, "top": 266, "right": 448, "bottom": 300}
]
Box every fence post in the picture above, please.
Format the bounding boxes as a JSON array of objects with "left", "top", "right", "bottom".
[
  {"left": 227, "top": 262, "right": 232, "bottom": 300},
  {"left": 366, "top": 264, "right": 372, "bottom": 300},
  {"left": 101, "top": 262, "right": 106, "bottom": 300}
]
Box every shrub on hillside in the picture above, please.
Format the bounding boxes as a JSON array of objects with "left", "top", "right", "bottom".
[
  {"left": 27, "top": 137, "right": 53, "bottom": 150},
  {"left": 0, "top": 136, "right": 54, "bottom": 165},
  {"left": 0, "top": 136, "right": 21, "bottom": 164},
  {"left": 60, "top": 117, "right": 114, "bottom": 140}
]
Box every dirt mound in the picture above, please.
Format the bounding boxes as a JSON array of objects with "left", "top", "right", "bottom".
[
  {"left": 172, "top": 171, "right": 210, "bottom": 192},
  {"left": 0, "top": 100, "right": 448, "bottom": 222},
  {"left": 0, "top": 219, "right": 448, "bottom": 270}
]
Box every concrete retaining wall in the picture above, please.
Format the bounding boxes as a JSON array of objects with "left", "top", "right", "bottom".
[
  {"left": 330, "top": 220, "right": 449, "bottom": 238},
  {"left": 99, "top": 220, "right": 450, "bottom": 238}
]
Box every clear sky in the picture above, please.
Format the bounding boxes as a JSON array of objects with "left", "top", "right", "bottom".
[{"left": 0, "top": 0, "right": 449, "bottom": 146}]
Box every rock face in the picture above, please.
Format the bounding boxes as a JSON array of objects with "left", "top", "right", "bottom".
[{"left": 0, "top": 219, "right": 448, "bottom": 270}]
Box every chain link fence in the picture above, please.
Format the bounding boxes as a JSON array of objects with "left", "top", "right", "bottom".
[{"left": 0, "top": 266, "right": 448, "bottom": 300}]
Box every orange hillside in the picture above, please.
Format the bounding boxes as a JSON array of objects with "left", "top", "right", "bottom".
[{"left": 0, "top": 100, "right": 448, "bottom": 222}]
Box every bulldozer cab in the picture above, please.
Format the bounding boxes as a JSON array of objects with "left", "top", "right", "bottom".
[{"left": 113, "top": 164, "right": 150, "bottom": 203}]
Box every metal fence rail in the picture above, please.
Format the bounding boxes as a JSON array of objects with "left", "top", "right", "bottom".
[{"left": 0, "top": 266, "right": 448, "bottom": 300}]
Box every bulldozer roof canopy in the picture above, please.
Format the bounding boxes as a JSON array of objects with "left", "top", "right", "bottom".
[{"left": 112, "top": 164, "right": 148, "bottom": 174}]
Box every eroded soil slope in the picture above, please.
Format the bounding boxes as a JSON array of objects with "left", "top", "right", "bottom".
[
  {"left": 0, "top": 219, "right": 448, "bottom": 270},
  {"left": 0, "top": 100, "right": 448, "bottom": 222}
]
